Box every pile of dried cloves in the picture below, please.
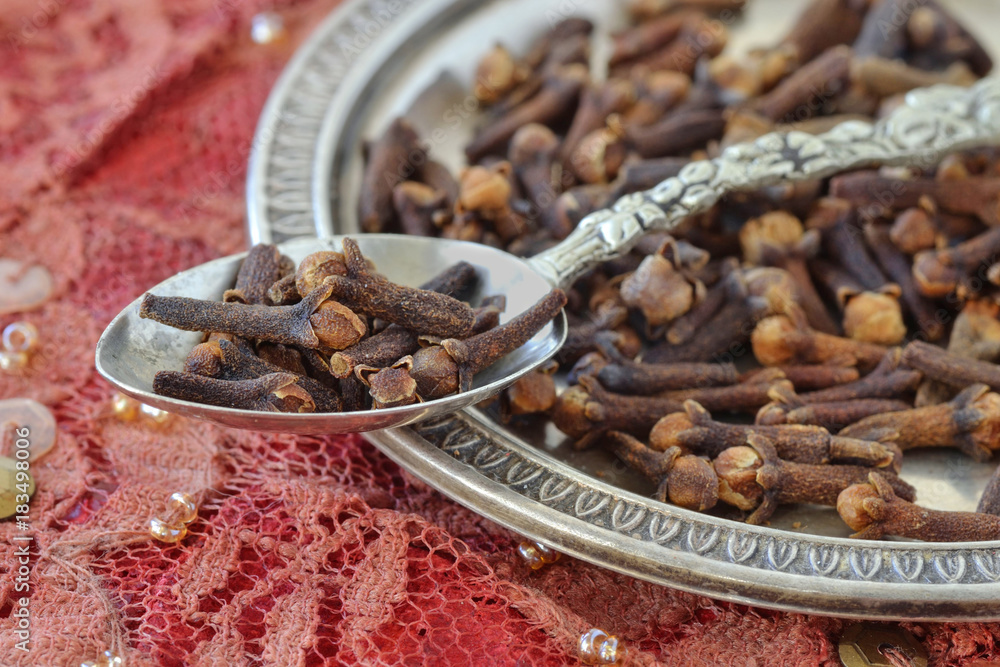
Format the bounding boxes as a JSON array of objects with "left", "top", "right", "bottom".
[
  {"left": 140, "top": 237, "right": 566, "bottom": 412},
  {"left": 357, "top": 0, "right": 1000, "bottom": 542}
]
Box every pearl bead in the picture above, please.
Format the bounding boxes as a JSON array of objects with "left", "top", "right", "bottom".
[
  {"left": 0, "top": 259, "right": 53, "bottom": 315},
  {"left": 518, "top": 541, "right": 561, "bottom": 570},
  {"left": 2, "top": 322, "right": 39, "bottom": 353},
  {"left": 139, "top": 403, "right": 170, "bottom": 424},
  {"left": 80, "top": 650, "right": 123, "bottom": 667},
  {"left": 111, "top": 393, "right": 139, "bottom": 421},
  {"left": 535, "top": 542, "right": 560, "bottom": 564},
  {"left": 0, "top": 398, "right": 56, "bottom": 461},
  {"left": 149, "top": 517, "right": 187, "bottom": 543},
  {"left": 0, "top": 456, "right": 36, "bottom": 519},
  {"left": 251, "top": 12, "right": 286, "bottom": 44},
  {"left": 0, "top": 351, "right": 29, "bottom": 371},
  {"left": 578, "top": 628, "right": 625, "bottom": 665},
  {"left": 167, "top": 492, "right": 198, "bottom": 525}
]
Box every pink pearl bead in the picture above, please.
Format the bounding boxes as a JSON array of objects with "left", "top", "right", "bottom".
[
  {"left": 2, "top": 322, "right": 39, "bottom": 353},
  {"left": 0, "top": 398, "right": 56, "bottom": 461},
  {"left": 0, "top": 259, "right": 53, "bottom": 315}
]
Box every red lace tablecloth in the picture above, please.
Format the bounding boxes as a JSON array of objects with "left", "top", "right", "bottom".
[{"left": 1, "top": 1, "right": 999, "bottom": 665}]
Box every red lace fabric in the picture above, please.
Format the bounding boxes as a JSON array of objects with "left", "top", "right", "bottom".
[{"left": 1, "top": 1, "right": 999, "bottom": 665}]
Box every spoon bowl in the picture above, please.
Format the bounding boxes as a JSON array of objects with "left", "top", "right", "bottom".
[{"left": 95, "top": 235, "right": 566, "bottom": 434}]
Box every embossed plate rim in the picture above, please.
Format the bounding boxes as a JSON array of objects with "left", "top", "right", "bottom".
[{"left": 246, "top": 0, "right": 1000, "bottom": 618}]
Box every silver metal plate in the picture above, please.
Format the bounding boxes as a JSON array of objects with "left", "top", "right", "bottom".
[{"left": 246, "top": 0, "right": 1000, "bottom": 618}]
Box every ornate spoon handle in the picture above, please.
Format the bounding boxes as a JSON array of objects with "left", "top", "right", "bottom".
[{"left": 529, "top": 78, "right": 1000, "bottom": 289}]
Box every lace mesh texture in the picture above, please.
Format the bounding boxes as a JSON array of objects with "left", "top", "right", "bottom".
[{"left": 1, "top": 1, "right": 1000, "bottom": 664}]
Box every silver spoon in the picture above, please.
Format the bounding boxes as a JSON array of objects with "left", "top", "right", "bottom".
[{"left": 96, "top": 79, "right": 1000, "bottom": 434}]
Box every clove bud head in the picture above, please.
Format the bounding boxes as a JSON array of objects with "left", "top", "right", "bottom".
[
  {"left": 410, "top": 345, "right": 460, "bottom": 399},
  {"left": 843, "top": 292, "right": 906, "bottom": 345},
  {"left": 667, "top": 456, "right": 718, "bottom": 512},
  {"left": 714, "top": 446, "right": 764, "bottom": 511},
  {"left": 836, "top": 483, "right": 880, "bottom": 533},
  {"left": 309, "top": 301, "right": 368, "bottom": 350},
  {"left": 739, "top": 210, "right": 803, "bottom": 265},
  {"left": 296, "top": 251, "right": 348, "bottom": 297},
  {"left": 649, "top": 412, "right": 694, "bottom": 452},
  {"left": 620, "top": 253, "right": 695, "bottom": 327}
]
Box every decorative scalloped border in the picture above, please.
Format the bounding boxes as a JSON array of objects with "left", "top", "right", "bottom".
[{"left": 410, "top": 413, "right": 1000, "bottom": 587}]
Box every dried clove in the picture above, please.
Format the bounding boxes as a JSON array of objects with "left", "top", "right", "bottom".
[
  {"left": 557, "top": 304, "right": 629, "bottom": 364},
  {"left": 597, "top": 360, "right": 737, "bottom": 395},
  {"left": 624, "top": 107, "right": 726, "bottom": 159},
  {"left": 184, "top": 339, "right": 342, "bottom": 412},
  {"left": 560, "top": 80, "right": 636, "bottom": 168},
  {"left": 324, "top": 239, "right": 476, "bottom": 338},
  {"left": 664, "top": 257, "right": 736, "bottom": 344},
  {"left": 838, "top": 472, "right": 1000, "bottom": 541},
  {"left": 473, "top": 44, "right": 527, "bottom": 104},
  {"left": 905, "top": 1, "right": 993, "bottom": 77},
  {"left": 656, "top": 371, "right": 791, "bottom": 414},
  {"left": 749, "top": 46, "right": 852, "bottom": 123},
  {"left": 153, "top": 371, "right": 316, "bottom": 413},
  {"left": 615, "top": 14, "right": 728, "bottom": 77},
  {"left": 739, "top": 364, "right": 860, "bottom": 391},
  {"left": 608, "top": 431, "right": 717, "bottom": 511},
  {"left": 644, "top": 268, "right": 770, "bottom": 364},
  {"left": 775, "top": 0, "right": 865, "bottom": 69},
  {"left": 509, "top": 123, "right": 562, "bottom": 215},
  {"left": 756, "top": 395, "right": 911, "bottom": 433},
  {"left": 255, "top": 342, "right": 308, "bottom": 376},
  {"left": 359, "top": 118, "right": 425, "bottom": 233},
  {"left": 141, "top": 281, "right": 359, "bottom": 350},
  {"left": 466, "top": 64, "right": 588, "bottom": 163},
  {"left": 355, "top": 356, "right": 420, "bottom": 409},
  {"left": 715, "top": 433, "right": 915, "bottom": 525},
  {"left": 608, "top": 10, "right": 698, "bottom": 67},
  {"left": 327, "top": 261, "right": 480, "bottom": 379},
  {"left": 863, "top": 223, "right": 945, "bottom": 341},
  {"left": 839, "top": 383, "right": 1000, "bottom": 462},
  {"left": 808, "top": 198, "right": 891, "bottom": 292},
  {"left": 329, "top": 326, "right": 418, "bottom": 380},
  {"left": 266, "top": 274, "right": 300, "bottom": 306},
  {"left": 501, "top": 360, "right": 559, "bottom": 419},
  {"left": 809, "top": 258, "right": 906, "bottom": 345},
  {"left": 294, "top": 251, "right": 348, "bottom": 299},
  {"left": 393, "top": 181, "right": 447, "bottom": 237},
  {"left": 653, "top": 400, "right": 898, "bottom": 469},
  {"left": 620, "top": 239, "right": 701, "bottom": 329},
  {"left": 831, "top": 172, "right": 1000, "bottom": 227},
  {"left": 410, "top": 289, "right": 567, "bottom": 399},
  {"left": 752, "top": 312, "right": 888, "bottom": 370},
  {"left": 903, "top": 340, "right": 1000, "bottom": 393},
  {"left": 551, "top": 375, "right": 682, "bottom": 448},
  {"left": 740, "top": 210, "right": 838, "bottom": 335},
  {"left": 852, "top": 0, "right": 909, "bottom": 59},
  {"left": 911, "top": 226, "right": 1000, "bottom": 298},
  {"left": 915, "top": 300, "right": 1000, "bottom": 406},
  {"left": 793, "top": 349, "right": 922, "bottom": 404},
  {"left": 851, "top": 56, "right": 976, "bottom": 99},
  {"left": 226, "top": 244, "right": 287, "bottom": 306}
]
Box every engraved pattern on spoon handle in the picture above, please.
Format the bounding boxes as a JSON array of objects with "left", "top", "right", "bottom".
[{"left": 529, "top": 78, "right": 1000, "bottom": 289}]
